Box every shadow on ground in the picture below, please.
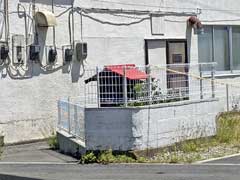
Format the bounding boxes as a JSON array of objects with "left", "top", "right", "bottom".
[
  {"left": 0, "top": 141, "right": 78, "bottom": 163},
  {"left": 0, "top": 174, "right": 43, "bottom": 180}
]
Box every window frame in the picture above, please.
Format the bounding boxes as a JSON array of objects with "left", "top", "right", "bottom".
[
  {"left": 166, "top": 40, "right": 188, "bottom": 65},
  {"left": 198, "top": 25, "right": 240, "bottom": 75}
]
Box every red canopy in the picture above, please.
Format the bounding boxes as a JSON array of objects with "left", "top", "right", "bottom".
[{"left": 105, "top": 64, "right": 148, "bottom": 80}]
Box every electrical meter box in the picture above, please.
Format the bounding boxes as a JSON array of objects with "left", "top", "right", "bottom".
[
  {"left": 65, "top": 49, "right": 73, "bottom": 62},
  {"left": 12, "top": 35, "right": 25, "bottom": 65},
  {"left": 62, "top": 45, "right": 73, "bottom": 64},
  {"left": 45, "top": 46, "right": 57, "bottom": 64},
  {"left": 75, "top": 42, "right": 87, "bottom": 61},
  {"left": 0, "top": 45, "right": 9, "bottom": 61},
  {"left": 29, "top": 45, "right": 41, "bottom": 61}
]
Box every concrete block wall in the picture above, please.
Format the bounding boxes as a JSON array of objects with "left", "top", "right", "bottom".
[
  {"left": 84, "top": 99, "right": 222, "bottom": 151},
  {"left": 137, "top": 99, "right": 222, "bottom": 150},
  {"left": 85, "top": 108, "right": 134, "bottom": 150}
]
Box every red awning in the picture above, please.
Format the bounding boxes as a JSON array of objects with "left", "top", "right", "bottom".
[{"left": 105, "top": 64, "right": 148, "bottom": 80}]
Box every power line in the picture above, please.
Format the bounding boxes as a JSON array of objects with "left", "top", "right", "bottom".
[
  {"left": 92, "top": 0, "right": 240, "bottom": 13},
  {"left": 92, "top": 0, "right": 198, "bottom": 11}
]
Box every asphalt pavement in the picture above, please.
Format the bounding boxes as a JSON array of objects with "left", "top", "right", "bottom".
[
  {"left": 0, "top": 141, "right": 77, "bottom": 163},
  {"left": 0, "top": 142, "right": 240, "bottom": 180},
  {"left": 203, "top": 154, "right": 240, "bottom": 165},
  {"left": 0, "top": 163, "right": 240, "bottom": 180}
]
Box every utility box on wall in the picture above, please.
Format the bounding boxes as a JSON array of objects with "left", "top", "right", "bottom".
[
  {"left": 0, "top": 44, "right": 9, "bottom": 61},
  {"left": 45, "top": 46, "right": 57, "bottom": 65},
  {"left": 12, "top": 35, "right": 25, "bottom": 65},
  {"left": 62, "top": 45, "right": 73, "bottom": 64},
  {"left": 75, "top": 42, "right": 88, "bottom": 61},
  {"left": 29, "top": 45, "right": 41, "bottom": 61}
]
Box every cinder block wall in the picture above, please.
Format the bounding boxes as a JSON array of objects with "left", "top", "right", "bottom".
[{"left": 84, "top": 99, "right": 222, "bottom": 151}]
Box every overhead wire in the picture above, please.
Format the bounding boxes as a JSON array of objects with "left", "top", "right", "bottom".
[
  {"left": 92, "top": 0, "right": 240, "bottom": 13},
  {"left": 78, "top": 12, "right": 150, "bottom": 26},
  {"left": 92, "top": 0, "right": 198, "bottom": 11}
]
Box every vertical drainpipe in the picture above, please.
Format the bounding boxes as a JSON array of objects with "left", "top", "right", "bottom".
[
  {"left": 72, "top": 3, "right": 75, "bottom": 48},
  {"left": 32, "top": 0, "right": 38, "bottom": 44},
  {"left": 212, "top": 26, "right": 215, "bottom": 66},
  {"left": 52, "top": 0, "right": 56, "bottom": 47},
  {"left": 4, "top": 0, "right": 9, "bottom": 46},
  {"left": 24, "top": 5, "right": 28, "bottom": 64},
  {"left": 18, "top": 4, "right": 28, "bottom": 64}
]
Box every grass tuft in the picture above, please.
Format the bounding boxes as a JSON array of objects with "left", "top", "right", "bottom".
[{"left": 47, "top": 135, "right": 59, "bottom": 150}]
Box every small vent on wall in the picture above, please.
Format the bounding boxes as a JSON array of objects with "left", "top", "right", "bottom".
[{"left": 151, "top": 14, "right": 165, "bottom": 35}]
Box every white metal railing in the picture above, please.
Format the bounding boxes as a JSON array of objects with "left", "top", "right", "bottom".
[
  {"left": 83, "top": 63, "right": 216, "bottom": 108},
  {"left": 58, "top": 100, "right": 85, "bottom": 141},
  {"left": 57, "top": 63, "right": 240, "bottom": 149}
]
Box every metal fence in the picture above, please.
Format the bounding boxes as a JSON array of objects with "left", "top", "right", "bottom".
[
  {"left": 57, "top": 63, "right": 240, "bottom": 157},
  {"left": 83, "top": 63, "right": 216, "bottom": 108},
  {"left": 58, "top": 100, "right": 85, "bottom": 141}
]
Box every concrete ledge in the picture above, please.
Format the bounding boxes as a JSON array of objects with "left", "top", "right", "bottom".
[
  {"left": 57, "top": 130, "right": 86, "bottom": 156},
  {"left": 86, "top": 98, "right": 219, "bottom": 111}
]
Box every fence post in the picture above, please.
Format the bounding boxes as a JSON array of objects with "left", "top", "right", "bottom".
[
  {"left": 147, "top": 65, "right": 152, "bottom": 105},
  {"left": 211, "top": 64, "right": 215, "bottom": 98},
  {"left": 57, "top": 100, "right": 61, "bottom": 129},
  {"left": 226, "top": 84, "right": 229, "bottom": 112},
  {"left": 123, "top": 65, "right": 128, "bottom": 107},
  {"left": 73, "top": 104, "right": 78, "bottom": 136},
  {"left": 67, "top": 96, "right": 71, "bottom": 134},
  {"left": 96, "top": 66, "right": 100, "bottom": 108},
  {"left": 199, "top": 64, "right": 203, "bottom": 99}
]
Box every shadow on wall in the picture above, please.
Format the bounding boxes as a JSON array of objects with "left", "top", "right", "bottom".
[
  {"left": 0, "top": 58, "right": 84, "bottom": 82},
  {"left": 71, "top": 60, "right": 85, "bottom": 83},
  {"left": 0, "top": 25, "right": 84, "bottom": 82},
  {"left": 19, "top": 0, "right": 74, "bottom": 5}
]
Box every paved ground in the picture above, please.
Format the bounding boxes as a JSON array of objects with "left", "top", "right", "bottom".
[
  {"left": 0, "top": 163, "right": 240, "bottom": 180},
  {"left": 0, "top": 141, "right": 77, "bottom": 163},
  {"left": 204, "top": 154, "right": 240, "bottom": 165},
  {"left": 0, "top": 142, "right": 240, "bottom": 180}
]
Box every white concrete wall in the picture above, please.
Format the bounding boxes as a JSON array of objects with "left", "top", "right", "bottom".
[
  {"left": 1, "top": 0, "right": 240, "bottom": 143},
  {"left": 84, "top": 99, "right": 222, "bottom": 151}
]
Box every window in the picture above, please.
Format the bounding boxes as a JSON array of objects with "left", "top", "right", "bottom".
[
  {"left": 198, "top": 25, "right": 240, "bottom": 72},
  {"left": 232, "top": 27, "right": 240, "bottom": 70},
  {"left": 198, "top": 26, "right": 231, "bottom": 71},
  {"left": 198, "top": 26, "right": 213, "bottom": 64},
  {"left": 214, "top": 26, "right": 230, "bottom": 71}
]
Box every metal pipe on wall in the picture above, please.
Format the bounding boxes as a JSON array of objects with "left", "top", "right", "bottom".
[
  {"left": 72, "top": 2, "right": 75, "bottom": 48},
  {"left": 3, "top": 0, "right": 9, "bottom": 45},
  {"left": 17, "top": 4, "right": 28, "bottom": 49},
  {"left": 52, "top": 0, "right": 56, "bottom": 47},
  {"left": 32, "top": 0, "right": 39, "bottom": 44}
]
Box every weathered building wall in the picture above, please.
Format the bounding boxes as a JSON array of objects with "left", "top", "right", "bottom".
[{"left": 0, "top": 0, "right": 240, "bottom": 143}]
